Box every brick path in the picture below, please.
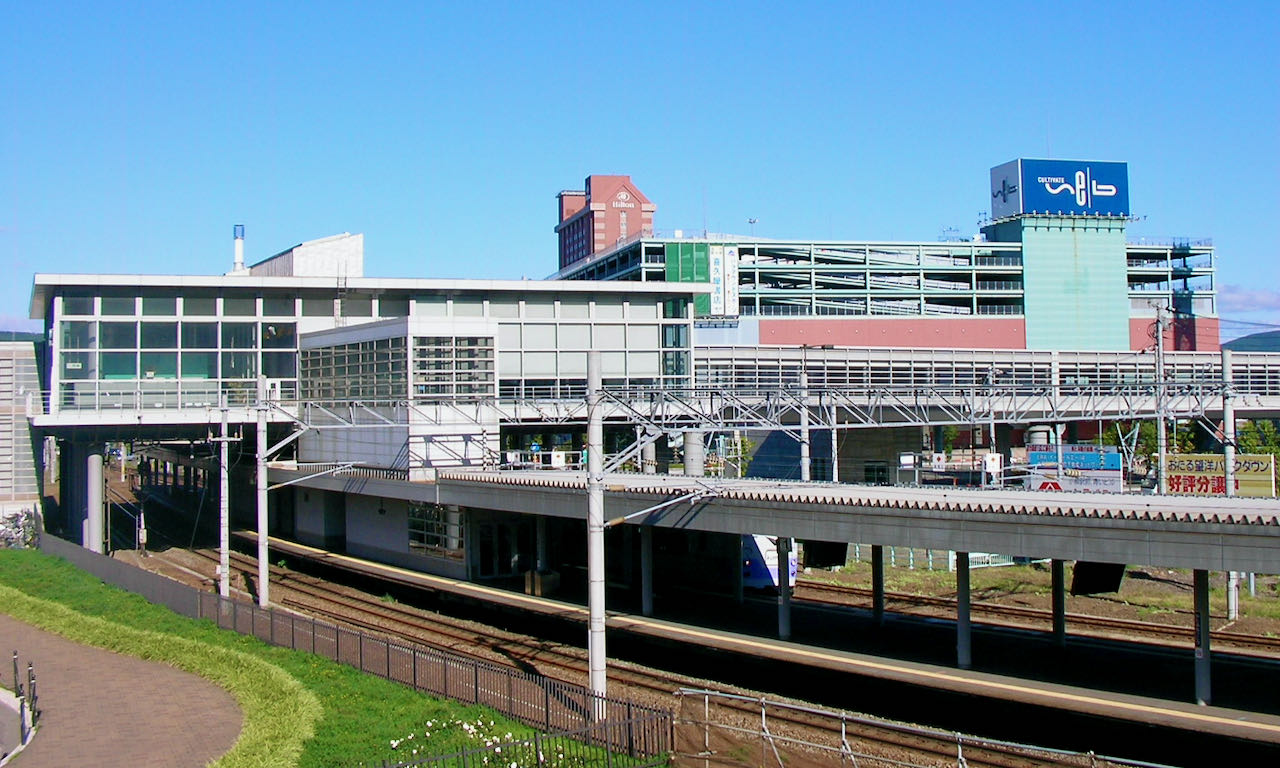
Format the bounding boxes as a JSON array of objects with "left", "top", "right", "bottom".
[{"left": 0, "top": 613, "right": 243, "bottom": 767}]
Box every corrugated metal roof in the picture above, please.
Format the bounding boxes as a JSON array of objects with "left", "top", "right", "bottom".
[{"left": 436, "top": 469, "right": 1280, "bottom": 526}]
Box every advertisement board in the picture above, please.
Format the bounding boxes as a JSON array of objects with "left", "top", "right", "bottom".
[
  {"left": 1026, "top": 444, "right": 1121, "bottom": 471},
  {"left": 1165, "top": 454, "right": 1276, "bottom": 497},
  {"left": 1026, "top": 469, "right": 1124, "bottom": 493},
  {"left": 708, "top": 245, "right": 725, "bottom": 315},
  {"left": 723, "top": 246, "right": 740, "bottom": 316},
  {"left": 990, "top": 159, "right": 1130, "bottom": 218}
]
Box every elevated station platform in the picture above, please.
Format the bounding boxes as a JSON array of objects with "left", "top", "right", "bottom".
[{"left": 239, "top": 532, "right": 1280, "bottom": 754}]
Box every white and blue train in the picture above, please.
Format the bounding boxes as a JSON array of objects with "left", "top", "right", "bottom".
[{"left": 741, "top": 535, "right": 798, "bottom": 591}]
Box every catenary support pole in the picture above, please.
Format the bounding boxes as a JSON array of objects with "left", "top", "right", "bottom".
[
  {"left": 1155, "top": 305, "right": 1168, "bottom": 495},
  {"left": 641, "top": 440, "right": 657, "bottom": 474},
  {"left": 219, "top": 393, "right": 231, "bottom": 599},
  {"left": 1194, "top": 568, "right": 1212, "bottom": 705},
  {"left": 1223, "top": 349, "right": 1240, "bottom": 621},
  {"left": 777, "top": 536, "right": 792, "bottom": 641},
  {"left": 956, "top": 551, "right": 972, "bottom": 669},
  {"left": 85, "top": 444, "right": 104, "bottom": 554},
  {"left": 829, "top": 407, "right": 839, "bottom": 483},
  {"left": 1051, "top": 559, "right": 1066, "bottom": 647},
  {"left": 799, "top": 371, "right": 810, "bottom": 482},
  {"left": 256, "top": 377, "right": 270, "bottom": 608},
  {"left": 871, "top": 544, "right": 885, "bottom": 625},
  {"left": 586, "top": 351, "right": 606, "bottom": 715}
]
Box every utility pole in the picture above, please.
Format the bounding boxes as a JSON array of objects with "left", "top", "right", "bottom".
[
  {"left": 256, "top": 377, "right": 270, "bottom": 608},
  {"left": 1154, "top": 304, "right": 1168, "bottom": 495},
  {"left": 586, "top": 351, "right": 606, "bottom": 718},
  {"left": 1223, "top": 348, "right": 1239, "bottom": 620},
  {"left": 218, "top": 392, "right": 231, "bottom": 598}
]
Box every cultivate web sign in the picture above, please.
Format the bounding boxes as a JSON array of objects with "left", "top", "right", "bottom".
[
  {"left": 990, "top": 159, "right": 1130, "bottom": 218},
  {"left": 1165, "top": 454, "right": 1276, "bottom": 497}
]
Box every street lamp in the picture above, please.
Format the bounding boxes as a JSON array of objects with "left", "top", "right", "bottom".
[{"left": 748, "top": 218, "right": 758, "bottom": 237}]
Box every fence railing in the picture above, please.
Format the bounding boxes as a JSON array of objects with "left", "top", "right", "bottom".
[{"left": 36, "top": 534, "right": 672, "bottom": 766}]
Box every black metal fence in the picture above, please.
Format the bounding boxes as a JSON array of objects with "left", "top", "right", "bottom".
[{"left": 36, "top": 535, "right": 672, "bottom": 765}]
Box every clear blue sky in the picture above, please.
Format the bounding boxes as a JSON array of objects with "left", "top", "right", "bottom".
[{"left": 4, "top": 2, "right": 1277, "bottom": 339}]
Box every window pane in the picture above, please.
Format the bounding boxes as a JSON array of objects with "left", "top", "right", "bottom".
[
  {"left": 183, "top": 296, "right": 217, "bottom": 316},
  {"left": 100, "top": 352, "right": 137, "bottom": 379},
  {"left": 223, "top": 296, "right": 257, "bottom": 316},
  {"left": 261, "top": 322, "right": 295, "bottom": 349},
  {"left": 415, "top": 296, "right": 446, "bottom": 316},
  {"left": 379, "top": 296, "right": 409, "bottom": 317},
  {"left": 262, "top": 352, "right": 296, "bottom": 378},
  {"left": 140, "top": 352, "right": 177, "bottom": 379},
  {"left": 302, "top": 298, "right": 333, "bottom": 317},
  {"left": 62, "top": 295, "right": 94, "bottom": 315},
  {"left": 181, "top": 322, "right": 218, "bottom": 349},
  {"left": 262, "top": 296, "right": 295, "bottom": 316},
  {"left": 61, "top": 352, "right": 96, "bottom": 380},
  {"left": 142, "top": 296, "right": 177, "bottom": 316},
  {"left": 221, "top": 352, "right": 256, "bottom": 379},
  {"left": 140, "top": 322, "right": 177, "bottom": 349},
  {"left": 341, "top": 296, "right": 373, "bottom": 317},
  {"left": 100, "top": 322, "right": 138, "bottom": 349},
  {"left": 101, "top": 296, "right": 136, "bottom": 315},
  {"left": 181, "top": 352, "right": 217, "bottom": 379},
  {"left": 453, "top": 297, "right": 483, "bottom": 317},
  {"left": 61, "top": 321, "right": 96, "bottom": 349},
  {"left": 222, "top": 322, "right": 256, "bottom": 349}
]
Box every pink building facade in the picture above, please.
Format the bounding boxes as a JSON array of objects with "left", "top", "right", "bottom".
[{"left": 556, "top": 175, "right": 655, "bottom": 270}]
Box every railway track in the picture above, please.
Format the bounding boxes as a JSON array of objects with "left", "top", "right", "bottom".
[
  {"left": 795, "top": 578, "right": 1280, "bottom": 655},
  {"left": 144, "top": 545, "right": 1151, "bottom": 767}
]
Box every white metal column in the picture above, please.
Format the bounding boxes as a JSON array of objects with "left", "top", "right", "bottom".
[
  {"left": 256, "top": 379, "right": 270, "bottom": 608},
  {"left": 85, "top": 444, "right": 104, "bottom": 554},
  {"left": 586, "top": 351, "right": 607, "bottom": 714}
]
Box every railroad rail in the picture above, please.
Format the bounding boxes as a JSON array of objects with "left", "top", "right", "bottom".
[{"left": 141, "top": 545, "right": 1139, "bottom": 767}]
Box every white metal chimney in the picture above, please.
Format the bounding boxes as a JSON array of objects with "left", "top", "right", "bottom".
[{"left": 233, "top": 224, "right": 246, "bottom": 272}]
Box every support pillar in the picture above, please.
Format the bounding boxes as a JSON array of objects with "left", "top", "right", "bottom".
[
  {"left": 640, "top": 526, "right": 653, "bottom": 617},
  {"left": 1194, "top": 569, "right": 1211, "bottom": 705},
  {"left": 535, "top": 516, "right": 548, "bottom": 572},
  {"left": 871, "top": 544, "right": 885, "bottom": 625},
  {"left": 777, "top": 536, "right": 792, "bottom": 641},
  {"left": 1051, "top": 559, "right": 1066, "bottom": 648},
  {"left": 85, "top": 444, "right": 105, "bottom": 554},
  {"left": 1223, "top": 349, "right": 1239, "bottom": 621},
  {"left": 641, "top": 441, "right": 657, "bottom": 474},
  {"left": 956, "top": 551, "right": 971, "bottom": 669},
  {"left": 683, "top": 432, "right": 705, "bottom": 477},
  {"left": 829, "top": 408, "right": 839, "bottom": 483}
]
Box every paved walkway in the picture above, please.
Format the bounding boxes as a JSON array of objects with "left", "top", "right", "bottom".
[{"left": 0, "top": 614, "right": 242, "bottom": 767}]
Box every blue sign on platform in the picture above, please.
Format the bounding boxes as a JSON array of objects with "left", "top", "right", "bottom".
[{"left": 991, "top": 159, "right": 1129, "bottom": 218}]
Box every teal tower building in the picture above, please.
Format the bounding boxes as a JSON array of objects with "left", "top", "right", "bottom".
[{"left": 984, "top": 159, "right": 1133, "bottom": 351}]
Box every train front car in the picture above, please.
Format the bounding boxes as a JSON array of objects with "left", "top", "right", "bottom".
[{"left": 741, "top": 535, "right": 798, "bottom": 591}]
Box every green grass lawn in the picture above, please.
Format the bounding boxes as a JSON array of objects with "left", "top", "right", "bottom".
[{"left": 0, "top": 548, "right": 535, "bottom": 767}]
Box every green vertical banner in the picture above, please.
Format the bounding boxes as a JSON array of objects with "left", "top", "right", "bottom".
[{"left": 665, "top": 243, "right": 713, "bottom": 316}]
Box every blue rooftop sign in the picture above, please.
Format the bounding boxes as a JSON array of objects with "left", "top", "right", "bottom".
[{"left": 990, "top": 159, "right": 1130, "bottom": 218}]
